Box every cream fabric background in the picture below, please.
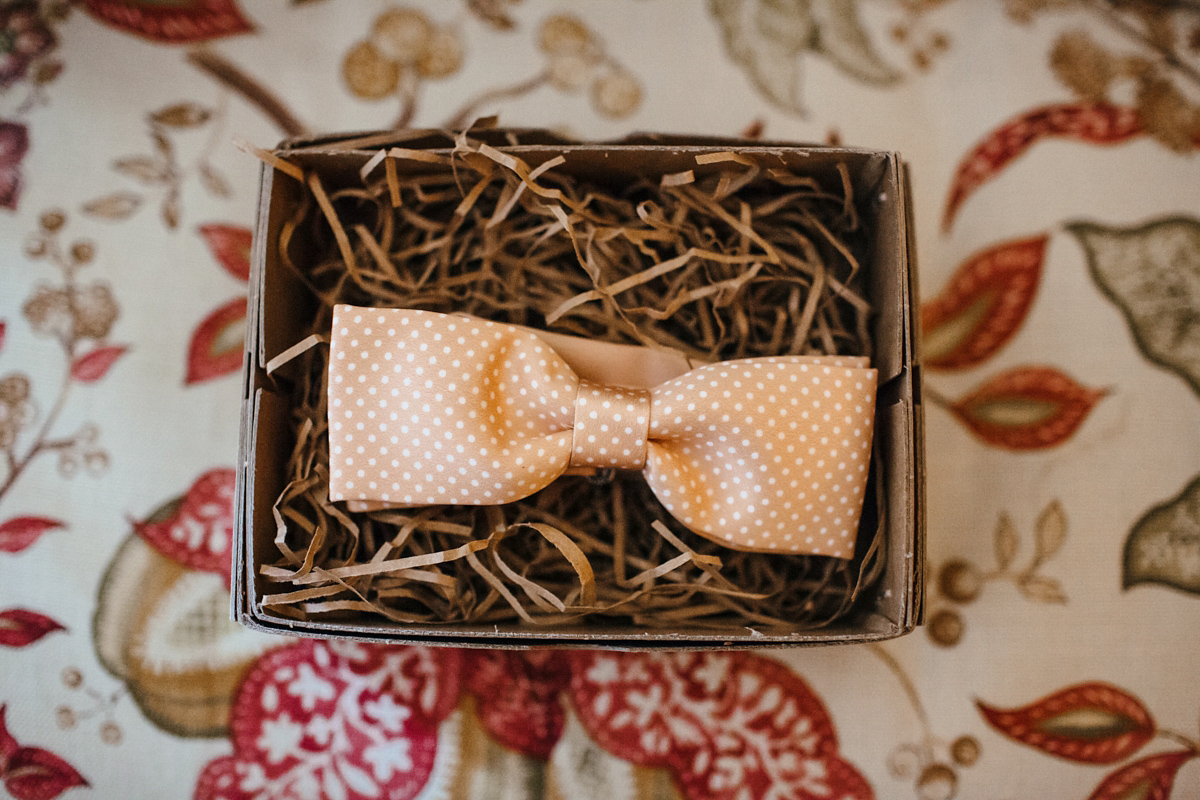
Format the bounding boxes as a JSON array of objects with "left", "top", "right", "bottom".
[{"left": 1, "top": 1, "right": 1199, "bottom": 798}]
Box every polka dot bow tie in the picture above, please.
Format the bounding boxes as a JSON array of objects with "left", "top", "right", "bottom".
[{"left": 328, "top": 306, "right": 877, "bottom": 558}]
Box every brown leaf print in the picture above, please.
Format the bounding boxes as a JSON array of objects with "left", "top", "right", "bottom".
[
  {"left": 81, "top": 192, "right": 141, "bottom": 220},
  {"left": 1050, "top": 29, "right": 1117, "bottom": 102}
]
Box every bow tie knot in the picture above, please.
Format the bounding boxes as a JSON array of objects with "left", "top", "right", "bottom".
[{"left": 569, "top": 381, "right": 651, "bottom": 470}]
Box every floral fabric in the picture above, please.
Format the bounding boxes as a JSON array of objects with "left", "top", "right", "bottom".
[{"left": 2, "top": 2, "right": 1199, "bottom": 799}]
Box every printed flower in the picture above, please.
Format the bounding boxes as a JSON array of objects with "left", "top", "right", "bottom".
[
  {"left": 0, "top": 2, "right": 56, "bottom": 89},
  {"left": 463, "top": 650, "right": 572, "bottom": 759},
  {"left": 342, "top": 7, "right": 463, "bottom": 101},
  {"left": 0, "top": 120, "right": 28, "bottom": 210},
  {"left": 72, "top": 283, "right": 118, "bottom": 340},
  {"left": 191, "top": 645, "right": 878, "bottom": 799},
  {"left": 567, "top": 651, "right": 874, "bottom": 800},
  {"left": 194, "top": 642, "right": 463, "bottom": 800},
  {"left": 590, "top": 67, "right": 642, "bottom": 119},
  {"left": 22, "top": 282, "right": 118, "bottom": 344},
  {"left": 0, "top": 373, "right": 31, "bottom": 451},
  {"left": 537, "top": 14, "right": 642, "bottom": 118},
  {"left": 22, "top": 285, "right": 73, "bottom": 341},
  {"left": 94, "top": 469, "right": 277, "bottom": 738},
  {"left": 540, "top": 13, "right": 602, "bottom": 92}
]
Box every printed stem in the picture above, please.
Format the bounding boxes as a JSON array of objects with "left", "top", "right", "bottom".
[
  {"left": 1157, "top": 728, "right": 1200, "bottom": 752},
  {"left": 0, "top": 366, "right": 71, "bottom": 505},
  {"left": 186, "top": 46, "right": 309, "bottom": 137},
  {"left": 0, "top": 241, "right": 78, "bottom": 506},
  {"left": 393, "top": 71, "right": 421, "bottom": 129},
  {"left": 1087, "top": 0, "right": 1200, "bottom": 90},
  {"left": 443, "top": 71, "right": 551, "bottom": 130},
  {"left": 867, "top": 643, "right": 934, "bottom": 740}
]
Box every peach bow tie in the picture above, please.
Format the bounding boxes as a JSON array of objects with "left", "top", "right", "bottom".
[{"left": 327, "top": 306, "right": 877, "bottom": 557}]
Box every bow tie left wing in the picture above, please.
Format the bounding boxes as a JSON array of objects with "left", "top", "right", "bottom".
[{"left": 327, "top": 306, "right": 579, "bottom": 506}]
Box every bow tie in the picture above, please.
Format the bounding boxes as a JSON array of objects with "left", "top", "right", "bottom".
[{"left": 327, "top": 306, "right": 877, "bottom": 558}]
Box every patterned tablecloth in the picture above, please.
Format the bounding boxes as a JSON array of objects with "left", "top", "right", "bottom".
[{"left": 2, "top": 2, "right": 1199, "bottom": 799}]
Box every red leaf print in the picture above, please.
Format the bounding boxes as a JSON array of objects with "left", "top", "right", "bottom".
[
  {"left": 0, "top": 610, "right": 65, "bottom": 647},
  {"left": 185, "top": 297, "right": 246, "bottom": 384},
  {"left": 0, "top": 705, "right": 16, "bottom": 763},
  {"left": 948, "top": 366, "right": 1107, "bottom": 450},
  {"left": 568, "top": 651, "right": 873, "bottom": 800},
  {"left": 3, "top": 748, "right": 89, "bottom": 800},
  {"left": 0, "top": 517, "right": 64, "bottom": 554},
  {"left": 464, "top": 650, "right": 571, "bottom": 760},
  {"left": 81, "top": 0, "right": 254, "bottom": 44},
  {"left": 922, "top": 235, "right": 1047, "bottom": 370},
  {"left": 1087, "top": 750, "right": 1196, "bottom": 800},
  {"left": 0, "top": 320, "right": 6, "bottom": 354},
  {"left": 134, "top": 468, "right": 235, "bottom": 583},
  {"left": 0, "top": 707, "right": 88, "bottom": 800},
  {"left": 69, "top": 345, "right": 128, "bottom": 383},
  {"left": 942, "top": 104, "right": 1146, "bottom": 232},
  {"left": 977, "top": 682, "right": 1155, "bottom": 764},
  {"left": 199, "top": 224, "right": 252, "bottom": 282},
  {"left": 195, "top": 641, "right": 462, "bottom": 800}
]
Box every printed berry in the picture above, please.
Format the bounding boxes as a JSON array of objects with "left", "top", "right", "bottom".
[
  {"left": 916, "top": 763, "right": 957, "bottom": 800},
  {"left": 61, "top": 666, "right": 82, "bottom": 689},
  {"left": 417, "top": 27, "right": 463, "bottom": 79},
  {"left": 538, "top": 14, "right": 594, "bottom": 57},
  {"left": 55, "top": 705, "right": 75, "bottom": 729},
  {"left": 938, "top": 559, "right": 982, "bottom": 603},
  {"left": 371, "top": 7, "right": 434, "bottom": 65},
  {"left": 343, "top": 40, "right": 400, "bottom": 100},
  {"left": 951, "top": 735, "right": 980, "bottom": 766},
  {"left": 591, "top": 68, "right": 642, "bottom": 119},
  {"left": 927, "top": 608, "right": 963, "bottom": 647},
  {"left": 39, "top": 208, "right": 64, "bottom": 231},
  {"left": 100, "top": 720, "right": 122, "bottom": 745}
]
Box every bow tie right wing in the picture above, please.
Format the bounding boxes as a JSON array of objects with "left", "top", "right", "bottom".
[{"left": 643, "top": 357, "right": 877, "bottom": 558}]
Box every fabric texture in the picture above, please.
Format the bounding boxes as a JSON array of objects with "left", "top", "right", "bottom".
[{"left": 2, "top": 2, "right": 1200, "bottom": 799}]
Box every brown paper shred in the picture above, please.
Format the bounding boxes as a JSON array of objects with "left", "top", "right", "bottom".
[
  {"left": 234, "top": 137, "right": 304, "bottom": 182},
  {"left": 387, "top": 147, "right": 454, "bottom": 165},
  {"left": 661, "top": 170, "right": 694, "bottom": 187},
  {"left": 694, "top": 151, "right": 755, "bottom": 166},
  {"left": 494, "top": 522, "right": 597, "bottom": 608},
  {"left": 359, "top": 148, "right": 387, "bottom": 181},
  {"left": 263, "top": 133, "right": 882, "bottom": 631},
  {"left": 545, "top": 247, "right": 765, "bottom": 325},
  {"left": 260, "top": 584, "right": 345, "bottom": 607},
  {"left": 265, "top": 334, "right": 326, "bottom": 376},
  {"left": 307, "top": 172, "right": 358, "bottom": 278},
  {"left": 384, "top": 157, "right": 403, "bottom": 208},
  {"left": 279, "top": 539, "right": 490, "bottom": 585}
]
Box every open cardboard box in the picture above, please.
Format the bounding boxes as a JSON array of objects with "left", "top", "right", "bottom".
[{"left": 233, "top": 129, "right": 925, "bottom": 648}]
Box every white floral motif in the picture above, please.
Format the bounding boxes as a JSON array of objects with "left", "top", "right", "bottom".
[
  {"left": 257, "top": 714, "right": 305, "bottom": 764},
  {"left": 573, "top": 652, "right": 850, "bottom": 800},
  {"left": 211, "top": 643, "right": 452, "bottom": 800},
  {"left": 364, "top": 694, "right": 413, "bottom": 732},
  {"left": 288, "top": 662, "right": 336, "bottom": 711},
  {"left": 586, "top": 655, "right": 621, "bottom": 684},
  {"left": 363, "top": 739, "right": 414, "bottom": 781}
]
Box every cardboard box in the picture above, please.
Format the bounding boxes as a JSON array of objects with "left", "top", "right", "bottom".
[{"left": 233, "top": 129, "right": 924, "bottom": 647}]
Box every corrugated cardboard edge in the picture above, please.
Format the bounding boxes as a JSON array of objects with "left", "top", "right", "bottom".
[{"left": 233, "top": 132, "right": 925, "bottom": 649}]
